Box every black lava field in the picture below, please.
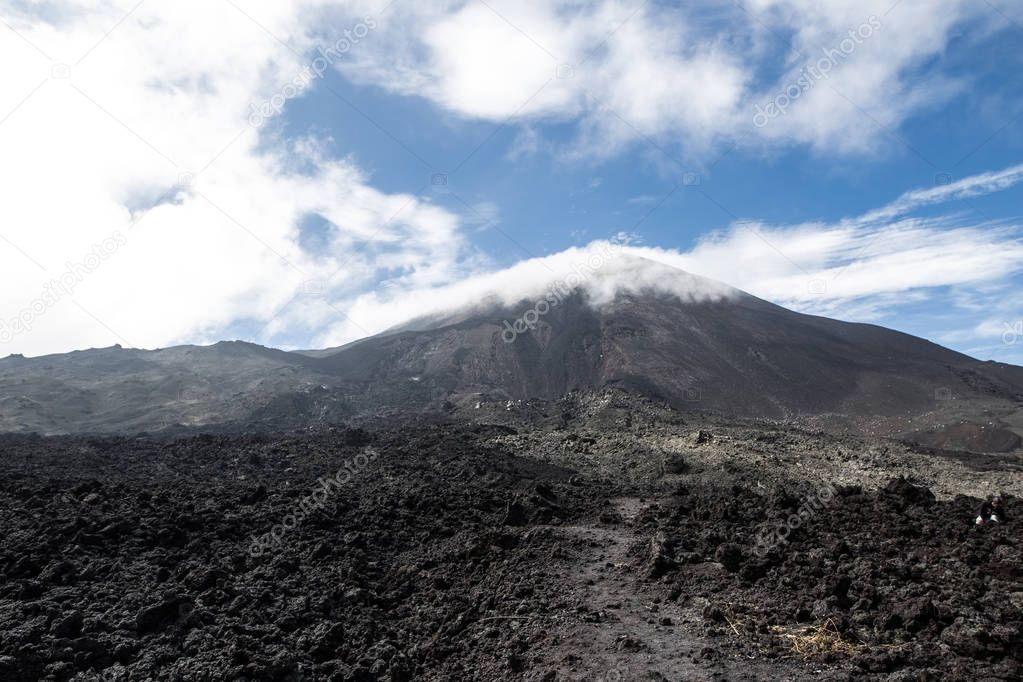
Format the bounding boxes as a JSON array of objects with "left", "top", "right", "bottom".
[{"left": 0, "top": 422, "right": 1019, "bottom": 681}]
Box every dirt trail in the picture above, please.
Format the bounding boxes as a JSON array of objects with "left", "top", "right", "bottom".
[{"left": 544, "top": 498, "right": 807, "bottom": 681}]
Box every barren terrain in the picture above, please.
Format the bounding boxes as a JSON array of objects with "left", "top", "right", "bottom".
[{"left": 0, "top": 392, "right": 1019, "bottom": 680}]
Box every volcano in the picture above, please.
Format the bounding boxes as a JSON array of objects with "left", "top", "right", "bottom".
[
  {"left": 314, "top": 256, "right": 1023, "bottom": 447},
  {"left": 2, "top": 256, "right": 1021, "bottom": 450}
]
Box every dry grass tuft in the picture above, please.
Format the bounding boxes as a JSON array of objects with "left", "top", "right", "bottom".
[{"left": 769, "top": 618, "right": 863, "bottom": 659}]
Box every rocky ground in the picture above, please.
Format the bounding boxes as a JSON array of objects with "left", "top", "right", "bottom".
[{"left": 0, "top": 391, "right": 1019, "bottom": 680}]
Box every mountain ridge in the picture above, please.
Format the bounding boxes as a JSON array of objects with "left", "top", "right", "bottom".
[{"left": 1, "top": 262, "right": 1021, "bottom": 451}]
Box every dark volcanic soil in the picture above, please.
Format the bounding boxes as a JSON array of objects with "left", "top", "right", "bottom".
[{"left": 0, "top": 419, "right": 1019, "bottom": 681}]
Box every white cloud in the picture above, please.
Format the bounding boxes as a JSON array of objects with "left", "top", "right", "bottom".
[
  {"left": 311, "top": 239, "right": 739, "bottom": 346},
  {"left": 858, "top": 162, "right": 1023, "bottom": 223},
  {"left": 333, "top": 0, "right": 1011, "bottom": 158},
  {"left": 0, "top": 0, "right": 467, "bottom": 356},
  {"left": 741, "top": 0, "right": 972, "bottom": 153},
  {"left": 667, "top": 219, "right": 1023, "bottom": 316},
  {"left": 338, "top": 0, "right": 748, "bottom": 158}
]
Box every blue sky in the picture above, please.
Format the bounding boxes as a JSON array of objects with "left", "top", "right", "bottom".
[{"left": 1, "top": 0, "right": 1022, "bottom": 363}]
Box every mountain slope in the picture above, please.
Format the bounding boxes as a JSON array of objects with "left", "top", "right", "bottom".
[
  {"left": 1, "top": 258, "right": 1021, "bottom": 449},
  {"left": 315, "top": 285, "right": 1023, "bottom": 421},
  {"left": 0, "top": 341, "right": 339, "bottom": 434}
]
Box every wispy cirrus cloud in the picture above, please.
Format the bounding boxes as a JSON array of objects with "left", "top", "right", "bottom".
[
  {"left": 606, "top": 162, "right": 1023, "bottom": 327},
  {"left": 858, "top": 162, "right": 1023, "bottom": 223}
]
